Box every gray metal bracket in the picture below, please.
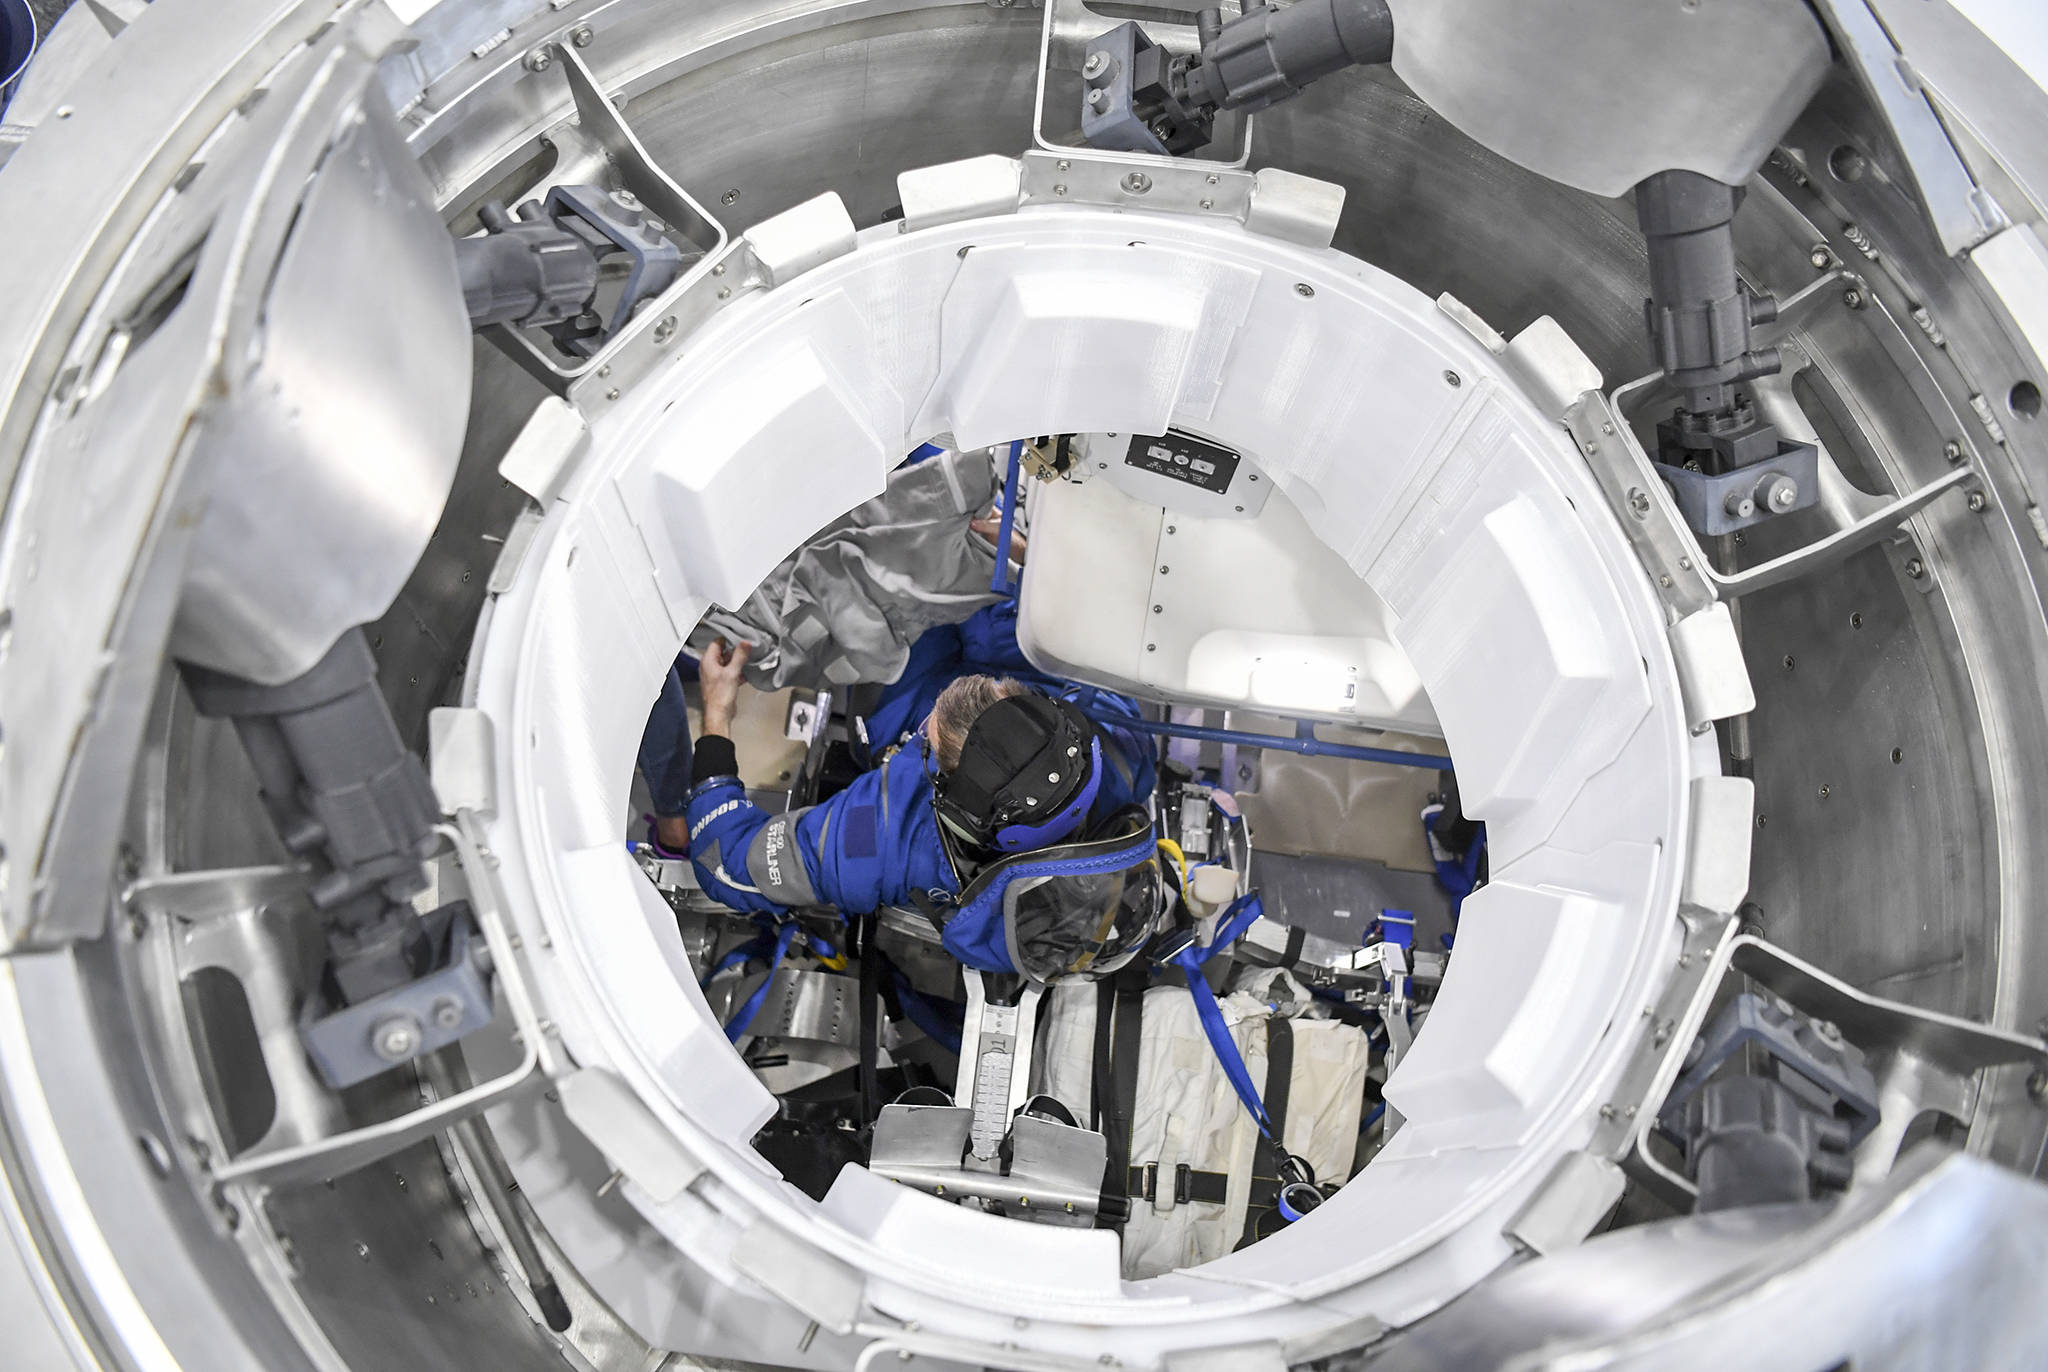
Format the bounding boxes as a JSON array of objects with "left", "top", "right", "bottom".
[
  {"left": 481, "top": 42, "right": 727, "bottom": 397},
  {"left": 203, "top": 815, "right": 559, "bottom": 1186},
  {"left": 1569, "top": 369, "right": 1974, "bottom": 616}
]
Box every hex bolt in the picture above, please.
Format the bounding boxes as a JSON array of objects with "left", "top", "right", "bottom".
[
  {"left": 1843, "top": 288, "right": 1864, "bottom": 310},
  {"left": 1082, "top": 51, "right": 1109, "bottom": 80},
  {"left": 1905, "top": 557, "right": 1926, "bottom": 579},
  {"left": 1808, "top": 246, "right": 1832, "bottom": 269},
  {"left": 569, "top": 24, "right": 595, "bottom": 47},
  {"left": 1969, "top": 491, "right": 1988, "bottom": 512},
  {"left": 1758, "top": 474, "right": 1799, "bottom": 513},
  {"left": 371, "top": 1013, "right": 424, "bottom": 1062},
  {"left": 431, "top": 996, "right": 466, "bottom": 1032},
  {"left": 1944, "top": 439, "right": 1965, "bottom": 463},
  {"left": 523, "top": 48, "right": 553, "bottom": 73}
]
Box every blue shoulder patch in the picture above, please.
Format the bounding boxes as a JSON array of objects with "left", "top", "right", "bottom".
[{"left": 842, "top": 804, "right": 879, "bottom": 860}]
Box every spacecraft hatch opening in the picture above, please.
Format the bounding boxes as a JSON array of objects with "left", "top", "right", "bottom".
[{"left": 454, "top": 193, "right": 1724, "bottom": 1363}]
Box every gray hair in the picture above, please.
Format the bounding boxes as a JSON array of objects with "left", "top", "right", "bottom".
[{"left": 928, "top": 674, "right": 1027, "bottom": 772}]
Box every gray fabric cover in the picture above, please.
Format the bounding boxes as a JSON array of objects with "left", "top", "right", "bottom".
[{"left": 689, "top": 446, "right": 1010, "bottom": 690}]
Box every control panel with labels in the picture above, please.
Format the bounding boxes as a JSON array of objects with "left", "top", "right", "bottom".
[{"left": 1124, "top": 431, "right": 1241, "bottom": 495}]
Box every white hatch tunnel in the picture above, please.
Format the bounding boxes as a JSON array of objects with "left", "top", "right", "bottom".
[{"left": 459, "top": 190, "right": 1749, "bottom": 1365}]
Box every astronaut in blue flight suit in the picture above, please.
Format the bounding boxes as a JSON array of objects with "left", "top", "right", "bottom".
[{"left": 683, "top": 633, "right": 1157, "bottom": 972}]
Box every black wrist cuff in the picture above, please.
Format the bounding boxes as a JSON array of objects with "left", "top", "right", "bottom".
[{"left": 692, "top": 735, "right": 739, "bottom": 786}]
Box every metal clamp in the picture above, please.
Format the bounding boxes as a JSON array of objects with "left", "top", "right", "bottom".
[{"left": 209, "top": 815, "right": 554, "bottom": 1185}]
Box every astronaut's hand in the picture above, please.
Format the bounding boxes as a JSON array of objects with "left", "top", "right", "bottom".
[
  {"left": 970, "top": 507, "right": 1027, "bottom": 565},
  {"left": 698, "top": 638, "right": 752, "bottom": 735}
]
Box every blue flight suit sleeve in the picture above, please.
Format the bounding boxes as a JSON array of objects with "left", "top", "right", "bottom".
[{"left": 685, "top": 749, "right": 957, "bottom": 917}]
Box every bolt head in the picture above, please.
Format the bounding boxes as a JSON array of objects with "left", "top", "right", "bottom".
[
  {"left": 1809, "top": 247, "right": 1831, "bottom": 269},
  {"left": 372, "top": 1014, "right": 424, "bottom": 1062},
  {"left": 721, "top": 188, "right": 740, "bottom": 206},
  {"left": 1121, "top": 171, "right": 1151, "bottom": 195},
  {"left": 431, "top": 996, "right": 466, "bottom": 1032},
  {"left": 1294, "top": 282, "right": 1315, "bottom": 298},
  {"left": 1082, "top": 51, "right": 1109, "bottom": 79},
  {"left": 1843, "top": 288, "right": 1864, "bottom": 309},
  {"left": 1626, "top": 487, "right": 1651, "bottom": 519},
  {"left": 1768, "top": 479, "right": 1798, "bottom": 511},
  {"left": 1969, "top": 491, "right": 1987, "bottom": 512},
  {"left": 1906, "top": 557, "right": 1926, "bottom": 579},
  {"left": 523, "top": 48, "right": 552, "bottom": 72},
  {"left": 1945, "top": 440, "right": 1965, "bottom": 463},
  {"left": 570, "top": 24, "right": 595, "bottom": 46}
]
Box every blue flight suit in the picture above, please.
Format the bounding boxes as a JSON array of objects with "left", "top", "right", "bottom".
[{"left": 686, "top": 673, "right": 1155, "bottom": 920}]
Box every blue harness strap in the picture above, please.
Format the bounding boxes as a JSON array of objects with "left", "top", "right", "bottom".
[
  {"left": 1168, "top": 893, "right": 1277, "bottom": 1139},
  {"left": 990, "top": 440, "right": 1023, "bottom": 596},
  {"left": 710, "top": 919, "right": 800, "bottom": 1042}
]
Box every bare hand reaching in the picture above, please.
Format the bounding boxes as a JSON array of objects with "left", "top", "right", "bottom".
[
  {"left": 970, "top": 507, "right": 1028, "bottom": 566},
  {"left": 698, "top": 638, "right": 752, "bottom": 736}
]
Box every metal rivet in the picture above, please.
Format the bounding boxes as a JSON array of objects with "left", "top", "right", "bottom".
[
  {"left": 1054, "top": 184, "right": 1068, "bottom": 196},
  {"left": 1443, "top": 369, "right": 1461, "bottom": 387},
  {"left": 1294, "top": 282, "right": 1314, "bottom": 297},
  {"left": 1757, "top": 814, "right": 1768, "bottom": 829},
  {"left": 711, "top": 263, "right": 726, "bottom": 276},
  {"left": 1199, "top": 198, "right": 1213, "bottom": 210},
  {"left": 1818, "top": 784, "right": 1831, "bottom": 798},
  {"left": 1783, "top": 655, "right": 1795, "bottom": 671},
  {"left": 1234, "top": 505, "right": 1244, "bottom": 512},
  {"left": 1850, "top": 612, "right": 1863, "bottom": 629},
  {"left": 1166, "top": 525, "right": 1175, "bottom": 535},
  {"left": 606, "top": 387, "right": 620, "bottom": 401},
  {"left": 1159, "top": 565, "right": 1169, "bottom": 574},
  {"left": 1057, "top": 160, "right": 1071, "bottom": 172},
  {"left": 717, "top": 287, "right": 731, "bottom": 299},
  {"left": 1146, "top": 644, "right": 1157, "bottom": 652},
  {"left": 1891, "top": 747, "right": 1904, "bottom": 764}
]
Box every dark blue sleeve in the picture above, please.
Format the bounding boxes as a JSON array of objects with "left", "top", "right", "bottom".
[{"left": 684, "top": 777, "right": 790, "bottom": 914}]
